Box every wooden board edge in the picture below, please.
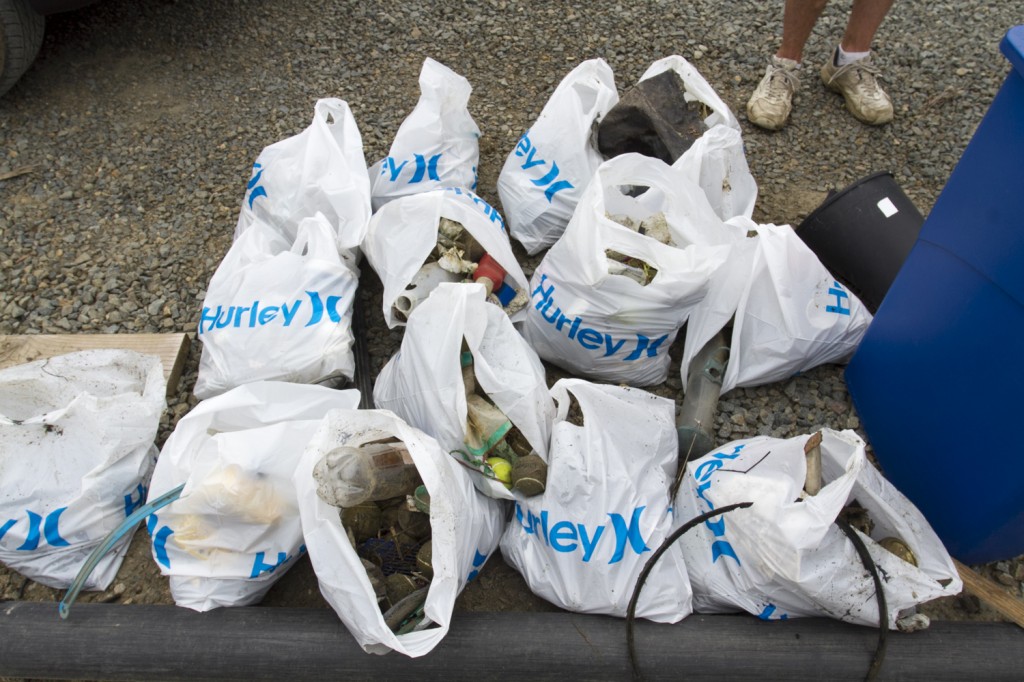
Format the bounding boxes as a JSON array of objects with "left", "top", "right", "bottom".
[
  {"left": 0, "top": 333, "right": 191, "bottom": 397},
  {"left": 955, "top": 558, "right": 1024, "bottom": 629}
]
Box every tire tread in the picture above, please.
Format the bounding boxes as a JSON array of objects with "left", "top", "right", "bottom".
[{"left": 0, "top": 0, "right": 46, "bottom": 96}]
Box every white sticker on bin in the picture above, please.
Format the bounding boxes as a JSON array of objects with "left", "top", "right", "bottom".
[{"left": 877, "top": 197, "right": 899, "bottom": 218}]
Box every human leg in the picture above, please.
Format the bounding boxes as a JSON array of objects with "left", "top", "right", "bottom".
[
  {"left": 747, "top": 0, "right": 829, "bottom": 130},
  {"left": 778, "top": 0, "right": 830, "bottom": 62},
  {"left": 820, "top": 0, "right": 895, "bottom": 125},
  {"left": 839, "top": 0, "right": 895, "bottom": 53}
]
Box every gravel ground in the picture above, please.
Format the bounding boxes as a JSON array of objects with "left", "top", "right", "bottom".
[{"left": 0, "top": 0, "right": 1021, "bottom": 626}]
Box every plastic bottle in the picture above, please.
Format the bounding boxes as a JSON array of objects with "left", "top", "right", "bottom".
[{"left": 314, "top": 441, "right": 422, "bottom": 508}]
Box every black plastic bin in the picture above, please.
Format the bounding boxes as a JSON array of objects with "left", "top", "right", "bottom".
[{"left": 796, "top": 171, "right": 924, "bottom": 313}]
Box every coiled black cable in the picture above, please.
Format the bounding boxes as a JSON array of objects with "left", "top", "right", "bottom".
[
  {"left": 626, "top": 502, "right": 752, "bottom": 681},
  {"left": 627, "top": 504, "right": 890, "bottom": 682}
]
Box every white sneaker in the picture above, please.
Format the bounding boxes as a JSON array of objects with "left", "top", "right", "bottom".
[
  {"left": 820, "top": 51, "right": 894, "bottom": 125},
  {"left": 747, "top": 56, "right": 801, "bottom": 130}
]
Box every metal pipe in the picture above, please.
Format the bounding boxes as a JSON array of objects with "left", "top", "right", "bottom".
[{"left": 676, "top": 331, "right": 730, "bottom": 464}]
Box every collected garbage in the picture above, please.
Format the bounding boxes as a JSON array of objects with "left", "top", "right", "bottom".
[
  {"left": 0, "top": 50, "right": 972, "bottom": 676},
  {"left": 672, "top": 429, "right": 962, "bottom": 627},
  {"left": 0, "top": 350, "right": 166, "bottom": 590},
  {"left": 234, "top": 98, "right": 372, "bottom": 251},
  {"left": 498, "top": 58, "right": 619, "bottom": 255},
  {"left": 312, "top": 436, "right": 434, "bottom": 627},
  {"left": 500, "top": 379, "right": 693, "bottom": 622},
  {"left": 521, "top": 153, "right": 737, "bottom": 386},
  {"left": 597, "top": 68, "right": 707, "bottom": 165},
  {"left": 374, "top": 282, "right": 553, "bottom": 500},
  {"left": 199, "top": 96, "right": 372, "bottom": 399},
  {"left": 145, "top": 381, "right": 360, "bottom": 611},
  {"left": 679, "top": 222, "right": 873, "bottom": 394},
  {"left": 499, "top": 55, "right": 757, "bottom": 256},
  {"left": 194, "top": 214, "right": 361, "bottom": 398},
  {"left": 368, "top": 58, "right": 481, "bottom": 211},
  {"left": 641, "top": 55, "right": 758, "bottom": 222},
  {"left": 363, "top": 188, "right": 530, "bottom": 327},
  {"left": 294, "top": 409, "right": 505, "bottom": 656}
]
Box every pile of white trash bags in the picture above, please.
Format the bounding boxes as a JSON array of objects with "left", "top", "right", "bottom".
[{"left": 0, "top": 54, "right": 961, "bottom": 661}]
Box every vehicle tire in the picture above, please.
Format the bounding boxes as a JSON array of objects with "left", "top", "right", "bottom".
[{"left": 0, "top": 0, "right": 45, "bottom": 97}]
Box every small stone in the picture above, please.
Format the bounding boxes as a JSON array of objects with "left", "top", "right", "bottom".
[{"left": 996, "top": 571, "right": 1016, "bottom": 587}]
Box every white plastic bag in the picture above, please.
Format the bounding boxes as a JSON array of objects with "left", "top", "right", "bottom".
[
  {"left": 0, "top": 350, "right": 166, "bottom": 589},
  {"left": 674, "top": 125, "right": 758, "bottom": 223},
  {"left": 673, "top": 429, "right": 962, "bottom": 626},
  {"left": 195, "top": 214, "right": 360, "bottom": 399},
  {"left": 637, "top": 55, "right": 758, "bottom": 222},
  {"left": 498, "top": 59, "right": 619, "bottom": 254},
  {"left": 680, "top": 223, "right": 873, "bottom": 393},
  {"left": 146, "top": 382, "right": 359, "bottom": 611},
  {"left": 374, "top": 282, "right": 554, "bottom": 500},
  {"left": 234, "top": 98, "right": 371, "bottom": 254},
  {"left": 368, "top": 58, "right": 480, "bottom": 211},
  {"left": 521, "top": 153, "right": 735, "bottom": 386},
  {"left": 500, "top": 379, "right": 691, "bottom": 622},
  {"left": 362, "top": 187, "right": 530, "bottom": 328},
  {"left": 294, "top": 408, "right": 506, "bottom": 656}
]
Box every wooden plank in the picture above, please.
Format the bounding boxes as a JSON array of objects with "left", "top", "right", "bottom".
[
  {"left": 955, "top": 558, "right": 1024, "bottom": 629},
  {"left": 0, "top": 333, "right": 190, "bottom": 396},
  {"left": 2, "top": 604, "right": 1023, "bottom": 681}
]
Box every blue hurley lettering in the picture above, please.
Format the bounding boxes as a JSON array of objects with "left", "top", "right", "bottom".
[
  {"left": 250, "top": 550, "right": 290, "bottom": 578},
  {"left": 758, "top": 603, "right": 789, "bottom": 621},
  {"left": 578, "top": 523, "right": 605, "bottom": 563},
  {"left": 380, "top": 154, "right": 442, "bottom": 185},
  {"left": 258, "top": 306, "right": 279, "bottom": 325},
  {"left": 513, "top": 502, "right": 650, "bottom": 565},
  {"left": 826, "top": 281, "right": 852, "bottom": 316},
  {"left": 147, "top": 514, "right": 174, "bottom": 569},
  {"left": 245, "top": 163, "right": 267, "bottom": 209},
  {"left": 691, "top": 444, "right": 746, "bottom": 565},
  {"left": 410, "top": 153, "right": 442, "bottom": 183},
  {"left": 8, "top": 508, "right": 71, "bottom": 551},
  {"left": 124, "top": 484, "right": 147, "bottom": 516},
  {"left": 520, "top": 147, "right": 545, "bottom": 171},
  {"left": 624, "top": 333, "right": 669, "bottom": 361},
  {"left": 544, "top": 180, "right": 574, "bottom": 202},
  {"left": 215, "top": 307, "right": 235, "bottom": 329},
  {"left": 279, "top": 299, "right": 301, "bottom": 327},
  {"left": 512, "top": 131, "right": 575, "bottom": 202},
  {"left": 199, "top": 291, "right": 346, "bottom": 336},
  {"left": 383, "top": 157, "right": 409, "bottom": 181},
  {"left": 0, "top": 519, "right": 15, "bottom": 543},
  {"left": 441, "top": 187, "right": 507, "bottom": 231},
  {"left": 530, "top": 274, "right": 668, "bottom": 362},
  {"left": 549, "top": 521, "right": 577, "bottom": 552},
  {"left": 608, "top": 507, "right": 650, "bottom": 564},
  {"left": 467, "top": 549, "right": 488, "bottom": 581}
]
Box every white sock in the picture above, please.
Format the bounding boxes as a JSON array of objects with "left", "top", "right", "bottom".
[{"left": 837, "top": 45, "right": 871, "bottom": 66}]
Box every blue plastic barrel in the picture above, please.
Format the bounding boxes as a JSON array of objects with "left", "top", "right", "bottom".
[{"left": 845, "top": 26, "right": 1024, "bottom": 564}]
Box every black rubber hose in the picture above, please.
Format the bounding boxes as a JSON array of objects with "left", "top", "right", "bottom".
[
  {"left": 626, "top": 501, "right": 753, "bottom": 681},
  {"left": 834, "top": 517, "right": 889, "bottom": 682},
  {"left": 351, "top": 290, "right": 375, "bottom": 410}
]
